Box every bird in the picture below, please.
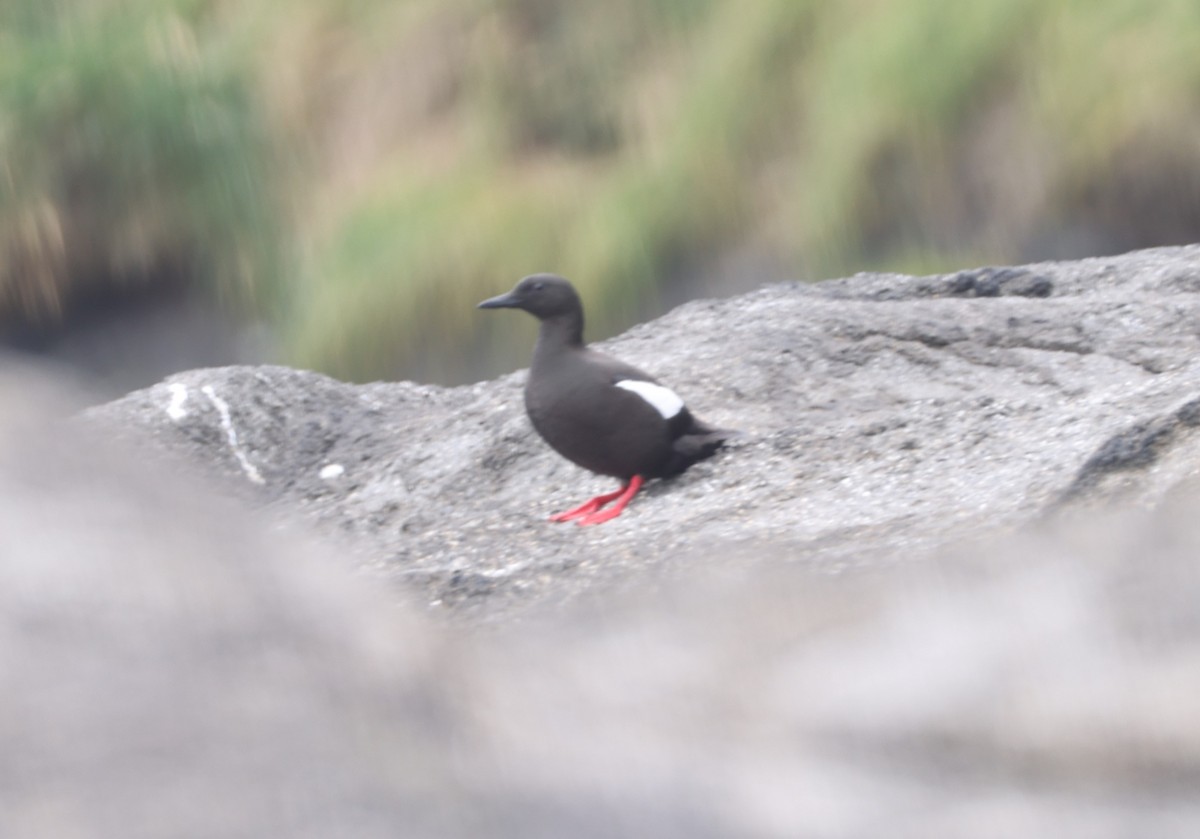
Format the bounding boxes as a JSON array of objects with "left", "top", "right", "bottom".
[{"left": 478, "top": 273, "right": 734, "bottom": 525}]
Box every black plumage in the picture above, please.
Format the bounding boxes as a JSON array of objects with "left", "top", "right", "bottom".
[{"left": 478, "top": 274, "right": 733, "bottom": 525}]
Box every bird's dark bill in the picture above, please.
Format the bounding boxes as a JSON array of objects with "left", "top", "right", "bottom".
[{"left": 477, "top": 292, "right": 521, "bottom": 309}]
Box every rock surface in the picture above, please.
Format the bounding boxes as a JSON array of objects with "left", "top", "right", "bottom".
[
  {"left": 89, "top": 245, "right": 1200, "bottom": 617},
  {"left": 6, "top": 245, "right": 1200, "bottom": 837}
]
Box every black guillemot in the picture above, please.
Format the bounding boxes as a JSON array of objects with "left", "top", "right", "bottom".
[{"left": 478, "top": 274, "right": 734, "bottom": 525}]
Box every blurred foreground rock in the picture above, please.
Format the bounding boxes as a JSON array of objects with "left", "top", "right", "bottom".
[{"left": 5, "top": 245, "right": 1200, "bottom": 836}]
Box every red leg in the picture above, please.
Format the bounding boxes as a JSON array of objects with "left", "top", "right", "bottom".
[
  {"left": 549, "top": 484, "right": 629, "bottom": 522},
  {"left": 576, "top": 475, "right": 644, "bottom": 526}
]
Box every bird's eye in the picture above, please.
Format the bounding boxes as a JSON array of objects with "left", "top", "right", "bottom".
[{"left": 534, "top": 282, "right": 545, "bottom": 292}]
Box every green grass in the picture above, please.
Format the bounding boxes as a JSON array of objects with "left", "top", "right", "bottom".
[
  {"left": 0, "top": 0, "right": 289, "bottom": 322},
  {"left": 5, "top": 0, "right": 1200, "bottom": 380}
]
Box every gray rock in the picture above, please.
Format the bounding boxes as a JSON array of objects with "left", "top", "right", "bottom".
[
  {"left": 6, "top": 245, "right": 1200, "bottom": 837},
  {"left": 87, "top": 245, "right": 1200, "bottom": 616},
  {"left": 0, "top": 364, "right": 471, "bottom": 839}
]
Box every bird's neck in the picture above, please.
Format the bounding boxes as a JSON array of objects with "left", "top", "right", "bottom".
[{"left": 534, "top": 312, "right": 584, "bottom": 361}]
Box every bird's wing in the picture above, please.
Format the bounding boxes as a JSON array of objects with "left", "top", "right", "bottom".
[
  {"left": 584, "top": 349, "right": 688, "bottom": 420},
  {"left": 615, "top": 380, "right": 684, "bottom": 420}
]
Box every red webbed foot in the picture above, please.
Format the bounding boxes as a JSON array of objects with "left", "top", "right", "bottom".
[
  {"left": 548, "top": 483, "right": 627, "bottom": 522},
  {"left": 550, "top": 476, "right": 644, "bottom": 526}
]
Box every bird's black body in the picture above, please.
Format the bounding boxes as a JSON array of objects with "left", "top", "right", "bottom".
[
  {"left": 525, "top": 341, "right": 722, "bottom": 481},
  {"left": 479, "top": 274, "right": 731, "bottom": 523}
]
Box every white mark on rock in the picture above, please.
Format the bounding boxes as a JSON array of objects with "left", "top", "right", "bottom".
[
  {"left": 201, "top": 385, "right": 265, "bottom": 485},
  {"left": 319, "top": 463, "right": 345, "bottom": 480},
  {"left": 165, "top": 383, "right": 189, "bottom": 421},
  {"left": 615, "top": 379, "right": 684, "bottom": 419}
]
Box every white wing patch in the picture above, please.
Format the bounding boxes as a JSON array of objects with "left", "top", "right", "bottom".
[{"left": 616, "top": 379, "right": 684, "bottom": 419}]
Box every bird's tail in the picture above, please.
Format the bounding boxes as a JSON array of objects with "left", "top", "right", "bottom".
[{"left": 663, "top": 421, "right": 741, "bottom": 477}]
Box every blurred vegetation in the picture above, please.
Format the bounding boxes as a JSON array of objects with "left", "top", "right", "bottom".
[
  {"left": 0, "top": 0, "right": 288, "bottom": 324},
  {"left": 4, "top": 0, "right": 1200, "bottom": 383}
]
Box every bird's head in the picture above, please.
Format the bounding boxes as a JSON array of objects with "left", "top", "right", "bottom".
[{"left": 477, "top": 274, "right": 582, "bottom": 321}]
